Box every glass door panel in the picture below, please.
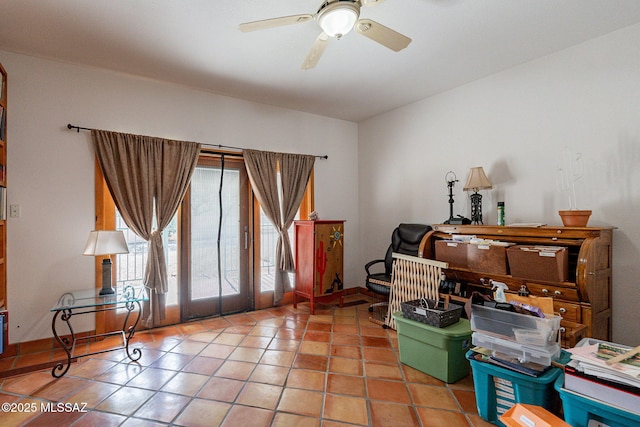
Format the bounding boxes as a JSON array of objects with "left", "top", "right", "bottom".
[
  {"left": 259, "top": 208, "right": 277, "bottom": 295},
  {"left": 114, "top": 212, "right": 180, "bottom": 326},
  {"left": 182, "top": 157, "right": 249, "bottom": 319},
  {"left": 116, "top": 213, "right": 179, "bottom": 305},
  {"left": 254, "top": 207, "right": 297, "bottom": 310}
]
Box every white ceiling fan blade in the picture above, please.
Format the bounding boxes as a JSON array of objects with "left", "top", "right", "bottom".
[
  {"left": 360, "top": 0, "right": 386, "bottom": 6},
  {"left": 355, "top": 19, "right": 411, "bottom": 51},
  {"left": 239, "top": 14, "right": 313, "bottom": 32},
  {"left": 301, "top": 33, "right": 330, "bottom": 70}
]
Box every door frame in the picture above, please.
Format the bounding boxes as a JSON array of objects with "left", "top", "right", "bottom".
[{"left": 94, "top": 156, "right": 315, "bottom": 330}]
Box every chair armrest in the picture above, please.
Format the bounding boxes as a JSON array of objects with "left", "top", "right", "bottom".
[{"left": 365, "top": 259, "right": 385, "bottom": 275}]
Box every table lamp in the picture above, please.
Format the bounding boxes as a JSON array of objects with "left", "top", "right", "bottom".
[
  {"left": 443, "top": 171, "right": 471, "bottom": 225},
  {"left": 83, "top": 230, "right": 129, "bottom": 295},
  {"left": 463, "top": 167, "right": 493, "bottom": 225}
]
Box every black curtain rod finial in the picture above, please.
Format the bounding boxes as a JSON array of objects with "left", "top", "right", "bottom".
[{"left": 67, "top": 123, "right": 91, "bottom": 133}]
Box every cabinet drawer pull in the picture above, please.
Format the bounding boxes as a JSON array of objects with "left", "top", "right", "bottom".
[
  {"left": 559, "top": 308, "right": 566, "bottom": 314},
  {"left": 541, "top": 288, "right": 561, "bottom": 297}
]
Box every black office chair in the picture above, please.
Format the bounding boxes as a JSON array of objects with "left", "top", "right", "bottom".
[{"left": 365, "top": 223, "right": 432, "bottom": 324}]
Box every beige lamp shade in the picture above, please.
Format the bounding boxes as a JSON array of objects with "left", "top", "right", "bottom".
[
  {"left": 463, "top": 167, "right": 493, "bottom": 192},
  {"left": 83, "top": 230, "right": 129, "bottom": 256}
]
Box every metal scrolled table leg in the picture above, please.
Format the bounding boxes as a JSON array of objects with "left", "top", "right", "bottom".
[
  {"left": 51, "top": 308, "right": 74, "bottom": 378},
  {"left": 123, "top": 299, "right": 142, "bottom": 361}
]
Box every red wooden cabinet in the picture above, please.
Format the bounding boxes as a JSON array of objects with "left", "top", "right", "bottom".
[{"left": 293, "top": 220, "right": 344, "bottom": 314}]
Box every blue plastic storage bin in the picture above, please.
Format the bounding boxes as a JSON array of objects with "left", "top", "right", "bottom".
[
  {"left": 554, "top": 373, "right": 640, "bottom": 427},
  {"left": 466, "top": 350, "right": 562, "bottom": 426}
]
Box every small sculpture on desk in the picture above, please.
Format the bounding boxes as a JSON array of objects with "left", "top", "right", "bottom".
[{"left": 443, "top": 171, "right": 471, "bottom": 225}]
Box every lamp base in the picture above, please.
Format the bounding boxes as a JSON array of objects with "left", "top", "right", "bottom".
[
  {"left": 99, "top": 258, "right": 115, "bottom": 296},
  {"left": 444, "top": 216, "right": 471, "bottom": 225},
  {"left": 99, "top": 287, "right": 115, "bottom": 296},
  {"left": 469, "top": 192, "right": 483, "bottom": 225}
]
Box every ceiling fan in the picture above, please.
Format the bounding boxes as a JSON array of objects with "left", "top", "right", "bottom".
[{"left": 239, "top": 0, "right": 411, "bottom": 70}]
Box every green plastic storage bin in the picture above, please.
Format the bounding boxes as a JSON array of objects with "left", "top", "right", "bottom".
[
  {"left": 393, "top": 312, "right": 471, "bottom": 383},
  {"left": 466, "top": 350, "right": 562, "bottom": 426},
  {"left": 554, "top": 373, "right": 640, "bottom": 427}
]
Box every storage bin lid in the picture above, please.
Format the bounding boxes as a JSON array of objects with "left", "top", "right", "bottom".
[{"left": 393, "top": 312, "right": 471, "bottom": 337}]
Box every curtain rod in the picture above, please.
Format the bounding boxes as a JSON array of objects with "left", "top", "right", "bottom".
[{"left": 66, "top": 124, "right": 328, "bottom": 159}]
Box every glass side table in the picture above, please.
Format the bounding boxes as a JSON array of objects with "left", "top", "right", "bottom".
[{"left": 50, "top": 285, "right": 148, "bottom": 378}]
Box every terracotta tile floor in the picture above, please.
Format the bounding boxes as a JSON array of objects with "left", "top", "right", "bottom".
[{"left": 0, "top": 296, "right": 493, "bottom": 426}]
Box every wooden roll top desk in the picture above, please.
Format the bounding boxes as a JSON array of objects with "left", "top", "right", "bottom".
[{"left": 418, "top": 224, "right": 614, "bottom": 347}]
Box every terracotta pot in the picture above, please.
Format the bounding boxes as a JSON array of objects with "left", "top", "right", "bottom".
[{"left": 558, "top": 210, "right": 592, "bottom": 227}]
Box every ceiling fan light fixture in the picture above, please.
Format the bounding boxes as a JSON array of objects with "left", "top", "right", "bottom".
[{"left": 318, "top": 1, "right": 360, "bottom": 38}]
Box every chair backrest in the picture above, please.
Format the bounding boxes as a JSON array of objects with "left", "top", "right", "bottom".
[{"left": 383, "top": 223, "right": 432, "bottom": 275}]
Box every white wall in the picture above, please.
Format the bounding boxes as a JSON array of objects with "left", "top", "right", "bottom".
[
  {"left": 5, "top": 22, "right": 640, "bottom": 346},
  {"left": 358, "top": 23, "right": 640, "bottom": 345},
  {"left": 0, "top": 51, "right": 359, "bottom": 344}
]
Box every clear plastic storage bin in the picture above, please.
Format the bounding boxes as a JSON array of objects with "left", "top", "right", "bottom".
[
  {"left": 472, "top": 332, "right": 561, "bottom": 366},
  {"left": 471, "top": 304, "right": 561, "bottom": 347}
]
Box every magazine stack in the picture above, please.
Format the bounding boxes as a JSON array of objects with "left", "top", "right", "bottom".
[{"left": 562, "top": 338, "right": 640, "bottom": 415}]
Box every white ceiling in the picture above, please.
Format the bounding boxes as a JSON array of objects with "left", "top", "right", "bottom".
[{"left": 2, "top": 0, "right": 640, "bottom": 122}]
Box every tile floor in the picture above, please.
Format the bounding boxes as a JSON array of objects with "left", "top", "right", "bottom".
[{"left": 0, "top": 295, "right": 493, "bottom": 426}]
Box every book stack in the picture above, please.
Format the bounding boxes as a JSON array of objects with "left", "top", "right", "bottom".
[
  {"left": 0, "top": 104, "right": 5, "bottom": 141},
  {"left": 0, "top": 310, "right": 7, "bottom": 354},
  {"left": 564, "top": 338, "right": 640, "bottom": 415}
]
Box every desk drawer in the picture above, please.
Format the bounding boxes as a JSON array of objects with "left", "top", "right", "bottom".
[
  {"left": 554, "top": 301, "right": 581, "bottom": 322},
  {"left": 526, "top": 283, "right": 580, "bottom": 302},
  {"left": 560, "top": 320, "right": 588, "bottom": 348}
]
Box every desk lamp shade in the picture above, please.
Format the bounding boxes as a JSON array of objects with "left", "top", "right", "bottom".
[
  {"left": 463, "top": 167, "right": 493, "bottom": 224},
  {"left": 83, "top": 230, "right": 129, "bottom": 295}
]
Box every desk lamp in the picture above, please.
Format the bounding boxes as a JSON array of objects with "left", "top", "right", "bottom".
[
  {"left": 443, "top": 171, "right": 471, "bottom": 225},
  {"left": 83, "top": 230, "right": 129, "bottom": 295},
  {"left": 463, "top": 167, "right": 493, "bottom": 225}
]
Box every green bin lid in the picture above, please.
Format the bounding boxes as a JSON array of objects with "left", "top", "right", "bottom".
[{"left": 393, "top": 311, "right": 471, "bottom": 337}]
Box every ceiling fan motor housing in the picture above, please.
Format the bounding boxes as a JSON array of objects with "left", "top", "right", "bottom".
[{"left": 317, "top": 0, "right": 361, "bottom": 38}]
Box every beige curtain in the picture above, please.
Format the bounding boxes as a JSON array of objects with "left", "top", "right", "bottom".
[
  {"left": 92, "top": 130, "right": 200, "bottom": 326},
  {"left": 244, "top": 149, "right": 315, "bottom": 304}
]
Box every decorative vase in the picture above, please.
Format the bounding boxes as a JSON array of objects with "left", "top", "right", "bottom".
[{"left": 558, "top": 210, "right": 592, "bottom": 227}]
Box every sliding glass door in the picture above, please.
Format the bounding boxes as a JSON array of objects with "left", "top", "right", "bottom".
[
  {"left": 101, "top": 153, "right": 313, "bottom": 327},
  {"left": 181, "top": 156, "right": 250, "bottom": 320}
]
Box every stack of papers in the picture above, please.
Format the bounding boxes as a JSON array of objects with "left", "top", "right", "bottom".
[
  {"left": 469, "top": 238, "right": 513, "bottom": 247},
  {"left": 567, "top": 342, "right": 640, "bottom": 388},
  {"left": 565, "top": 341, "right": 640, "bottom": 415},
  {"left": 468, "top": 347, "right": 551, "bottom": 377}
]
